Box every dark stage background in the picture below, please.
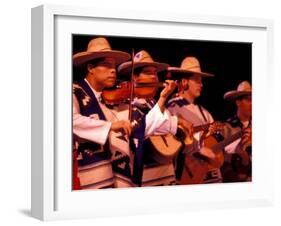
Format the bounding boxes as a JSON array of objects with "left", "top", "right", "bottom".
[{"left": 72, "top": 35, "right": 252, "bottom": 121}]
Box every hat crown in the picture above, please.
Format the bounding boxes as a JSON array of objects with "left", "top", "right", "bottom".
[
  {"left": 118, "top": 50, "right": 168, "bottom": 75},
  {"left": 87, "top": 37, "right": 112, "bottom": 52},
  {"left": 237, "top": 81, "right": 251, "bottom": 92},
  {"left": 73, "top": 37, "right": 130, "bottom": 66},
  {"left": 223, "top": 80, "right": 252, "bottom": 100},
  {"left": 134, "top": 50, "right": 155, "bottom": 63},
  {"left": 181, "top": 57, "right": 202, "bottom": 73}
]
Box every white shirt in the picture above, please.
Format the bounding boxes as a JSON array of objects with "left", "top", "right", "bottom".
[{"left": 73, "top": 80, "right": 112, "bottom": 145}]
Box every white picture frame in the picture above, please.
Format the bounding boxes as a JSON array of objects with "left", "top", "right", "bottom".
[{"left": 31, "top": 4, "right": 274, "bottom": 221}]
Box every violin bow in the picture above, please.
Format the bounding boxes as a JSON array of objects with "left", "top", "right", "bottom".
[{"left": 128, "top": 49, "right": 135, "bottom": 121}]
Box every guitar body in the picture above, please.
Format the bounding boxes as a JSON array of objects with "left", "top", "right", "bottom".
[
  {"left": 148, "top": 134, "right": 183, "bottom": 164},
  {"left": 179, "top": 151, "right": 209, "bottom": 185},
  {"left": 179, "top": 134, "right": 224, "bottom": 185},
  {"left": 202, "top": 135, "right": 225, "bottom": 170}
]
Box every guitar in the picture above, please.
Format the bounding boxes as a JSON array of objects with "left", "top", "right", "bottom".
[
  {"left": 147, "top": 133, "right": 183, "bottom": 164},
  {"left": 204, "top": 127, "right": 251, "bottom": 169},
  {"left": 180, "top": 126, "right": 248, "bottom": 185},
  {"left": 148, "top": 122, "right": 221, "bottom": 164},
  {"left": 177, "top": 122, "right": 220, "bottom": 145}
]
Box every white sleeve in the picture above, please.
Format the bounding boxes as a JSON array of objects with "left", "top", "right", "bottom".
[
  {"left": 73, "top": 94, "right": 112, "bottom": 145},
  {"left": 145, "top": 103, "right": 178, "bottom": 137}
]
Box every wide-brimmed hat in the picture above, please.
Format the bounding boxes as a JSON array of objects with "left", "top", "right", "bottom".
[
  {"left": 224, "top": 81, "right": 252, "bottom": 100},
  {"left": 168, "top": 56, "right": 214, "bottom": 77},
  {"left": 118, "top": 50, "right": 169, "bottom": 75},
  {"left": 73, "top": 37, "right": 131, "bottom": 66}
]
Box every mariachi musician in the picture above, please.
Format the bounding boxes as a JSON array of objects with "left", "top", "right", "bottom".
[
  {"left": 114, "top": 50, "right": 192, "bottom": 187},
  {"left": 220, "top": 81, "right": 252, "bottom": 182},
  {"left": 167, "top": 56, "right": 223, "bottom": 184},
  {"left": 72, "top": 37, "right": 131, "bottom": 189}
]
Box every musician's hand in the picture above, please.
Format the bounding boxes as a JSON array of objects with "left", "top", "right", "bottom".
[
  {"left": 157, "top": 80, "right": 177, "bottom": 113},
  {"left": 110, "top": 120, "right": 132, "bottom": 136},
  {"left": 207, "top": 122, "right": 223, "bottom": 136},
  {"left": 159, "top": 80, "right": 177, "bottom": 99},
  {"left": 199, "top": 147, "right": 216, "bottom": 160},
  {"left": 240, "top": 127, "right": 252, "bottom": 150}
]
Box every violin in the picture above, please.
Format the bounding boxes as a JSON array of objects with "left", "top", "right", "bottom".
[
  {"left": 102, "top": 81, "right": 131, "bottom": 105},
  {"left": 102, "top": 79, "right": 165, "bottom": 105}
]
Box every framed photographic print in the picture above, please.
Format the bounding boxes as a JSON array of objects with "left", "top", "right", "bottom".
[{"left": 31, "top": 4, "right": 274, "bottom": 221}]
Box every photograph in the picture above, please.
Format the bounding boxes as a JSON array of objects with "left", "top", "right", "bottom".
[
  {"left": 29, "top": 3, "right": 277, "bottom": 221},
  {"left": 72, "top": 35, "right": 252, "bottom": 190}
]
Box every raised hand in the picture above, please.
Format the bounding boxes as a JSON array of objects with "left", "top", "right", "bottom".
[
  {"left": 159, "top": 80, "right": 177, "bottom": 99},
  {"left": 157, "top": 80, "right": 177, "bottom": 113}
]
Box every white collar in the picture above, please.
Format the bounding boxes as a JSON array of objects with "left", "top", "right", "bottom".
[{"left": 84, "top": 78, "right": 102, "bottom": 100}]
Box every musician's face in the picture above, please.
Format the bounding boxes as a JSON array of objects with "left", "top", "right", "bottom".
[
  {"left": 236, "top": 95, "right": 252, "bottom": 118},
  {"left": 87, "top": 57, "right": 117, "bottom": 90},
  {"left": 185, "top": 74, "right": 203, "bottom": 99},
  {"left": 135, "top": 66, "right": 159, "bottom": 83}
]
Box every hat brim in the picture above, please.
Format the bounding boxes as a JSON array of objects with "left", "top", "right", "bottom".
[
  {"left": 73, "top": 50, "right": 131, "bottom": 66},
  {"left": 118, "top": 61, "right": 169, "bottom": 75},
  {"left": 224, "top": 91, "right": 252, "bottom": 100},
  {"left": 168, "top": 67, "right": 214, "bottom": 77}
]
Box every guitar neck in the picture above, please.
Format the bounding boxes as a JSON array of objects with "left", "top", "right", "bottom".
[
  {"left": 212, "top": 130, "right": 243, "bottom": 152},
  {"left": 193, "top": 123, "right": 211, "bottom": 133}
]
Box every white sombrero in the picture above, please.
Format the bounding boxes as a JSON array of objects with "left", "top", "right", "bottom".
[
  {"left": 73, "top": 37, "right": 130, "bottom": 66},
  {"left": 168, "top": 56, "right": 214, "bottom": 77},
  {"left": 118, "top": 50, "right": 169, "bottom": 75},
  {"left": 224, "top": 81, "right": 252, "bottom": 100}
]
